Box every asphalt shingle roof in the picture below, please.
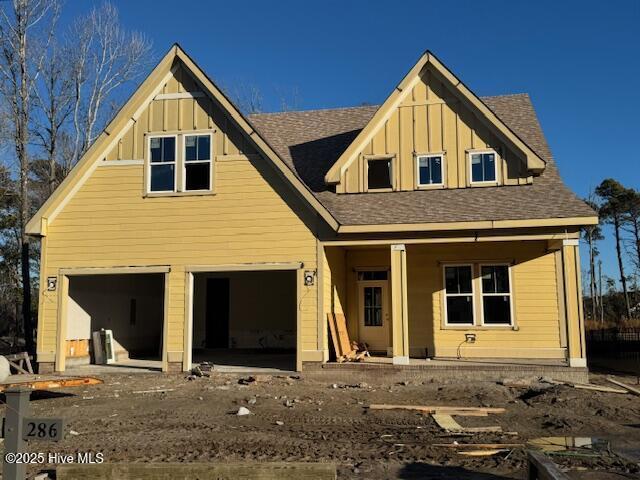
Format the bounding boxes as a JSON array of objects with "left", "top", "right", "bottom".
[{"left": 249, "top": 94, "right": 595, "bottom": 226}]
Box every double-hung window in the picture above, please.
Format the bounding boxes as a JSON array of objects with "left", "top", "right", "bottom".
[
  {"left": 480, "top": 265, "right": 512, "bottom": 325},
  {"left": 417, "top": 154, "right": 443, "bottom": 187},
  {"left": 444, "top": 265, "right": 474, "bottom": 326},
  {"left": 470, "top": 151, "right": 497, "bottom": 184},
  {"left": 148, "top": 132, "right": 213, "bottom": 194},
  {"left": 149, "top": 136, "right": 177, "bottom": 192},
  {"left": 184, "top": 134, "right": 212, "bottom": 191}
]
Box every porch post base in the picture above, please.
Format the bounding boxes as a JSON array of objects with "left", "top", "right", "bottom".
[
  {"left": 392, "top": 356, "right": 410, "bottom": 365},
  {"left": 568, "top": 358, "right": 587, "bottom": 368}
]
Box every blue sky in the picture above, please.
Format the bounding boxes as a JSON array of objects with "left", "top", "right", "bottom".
[{"left": 63, "top": 0, "right": 640, "bottom": 284}]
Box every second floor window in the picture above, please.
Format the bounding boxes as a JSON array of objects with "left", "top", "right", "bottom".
[
  {"left": 149, "top": 136, "right": 176, "bottom": 192},
  {"left": 184, "top": 134, "right": 212, "bottom": 191},
  {"left": 470, "top": 151, "right": 497, "bottom": 183},
  {"left": 417, "top": 155, "right": 443, "bottom": 186},
  {"left": 367, "top": 158, "right": 393, "bottom": 190}
]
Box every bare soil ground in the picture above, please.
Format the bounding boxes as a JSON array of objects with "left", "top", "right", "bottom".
[{"left": 7, "top": 371, "right": 640, "bottom": 479}]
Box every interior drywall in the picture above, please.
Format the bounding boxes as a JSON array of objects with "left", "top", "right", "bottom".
[
  {"left": 192, "top": 270, "right": 296, "bottom": 350},
  {"left": 67, "top": 273, "right": 164, "bottom": 360}
]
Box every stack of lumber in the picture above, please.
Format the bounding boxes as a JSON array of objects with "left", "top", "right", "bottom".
[{"left": 327, "top": 313, "right": 368, "bottom": 362}]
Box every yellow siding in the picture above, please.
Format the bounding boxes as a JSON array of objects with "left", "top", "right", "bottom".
[
  {"left": 37, "top": 64, "right": 320, "bottom": 366},
  {"left": 326, "top": 241, "right": 564, "bottom": 359},
  {"left": 340, "top": 64, "right": 530, "bottom": 193}
]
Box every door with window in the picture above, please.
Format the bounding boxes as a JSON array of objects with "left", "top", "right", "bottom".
[{"left": 358, "top": 280, "right": 389, "bottom": 352}]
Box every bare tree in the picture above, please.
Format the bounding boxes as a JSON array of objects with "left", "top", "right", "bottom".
[
  {"left": 32, "top": 40, "right": 73, "bottom": 195},
  {"left": 68, "top": 2, "right": 151, "bottom": 167},
  {"left": 224, "top": 81, "right": 264, "bottom": 114},
  {"left": 0, "top": 0, "right": 59, "bottom": 355}
]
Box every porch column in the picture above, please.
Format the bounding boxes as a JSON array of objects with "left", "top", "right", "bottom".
[
  {"left": 390, "top": 244, "right": 409, "bottom": 365},
  {"left": 560, "top": 239, "right": 587, "bottom": 367}
]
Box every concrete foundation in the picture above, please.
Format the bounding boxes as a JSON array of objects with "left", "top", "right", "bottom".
[{"left": 303, "top": 361, "right": 589, "bottom": 384}]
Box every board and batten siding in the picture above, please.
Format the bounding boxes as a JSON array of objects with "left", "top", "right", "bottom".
[
  {"left": 339, "top": 65, "right": 532, "bottom": 193},
  {"left": 37, "top": 64, "right": 322, "bottom": 366}
]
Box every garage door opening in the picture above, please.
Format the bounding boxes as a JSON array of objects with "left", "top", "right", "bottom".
[
  {"left": 65, "top": 273, "right": 164, "bottom": 370},
  {"left": 190, "top": 270, "right": 297, "bottom": 372}
]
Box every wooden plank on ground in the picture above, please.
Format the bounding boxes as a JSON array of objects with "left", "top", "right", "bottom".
[
  {"left": 432, "top": 414, "right": 503, "bottom": 433},
  {"left": 0, "top": 377, "right": 103, "bottom": 392},
  {"left": 432, "top": 443, "right": 525, "bottom": 448},
  {"left": 606, "top": 377, "right": 640, "bottom": 396},
  {"left": 571, "top": 383, "right": 628, "bottom": 394},
  {"left": 368, "top": 404, "right": 505, "bottom": 414}
]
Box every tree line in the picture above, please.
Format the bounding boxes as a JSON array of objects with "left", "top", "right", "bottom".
[
  {"left": 583, "top": 179, "right": 640, "bottom": 326},
  {"left": 0, "top": 1, "right": 151, "bottom": 353}
]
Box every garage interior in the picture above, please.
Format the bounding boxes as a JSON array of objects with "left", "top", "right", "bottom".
[
  {"left": 191, "top": 270, "right": 297, "bottom": 372},
  {"left": 65, "top": 273, "right": 165, "bottom": 369}
]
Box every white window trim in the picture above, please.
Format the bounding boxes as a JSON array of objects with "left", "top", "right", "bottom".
[
  {"left": 147, "top": 134, "right": 178, "bottom": 193},
  {"left": 479, "top": 263, "right": 514, "bottom": 327},
  {"left": 416, "top": 153, "right": 445, "bottom": 188},
  {"left": 468, "top": 149, "right": 499, "bottom": 185},
  {"left": 182, "top": 132, "right": 214, "bottom": 192},
  {"left": 442, "top": 264, "right": 476, "bottom": 327},
  {"left": 364, "top": 155, "right": 395, "bottom": 192}
]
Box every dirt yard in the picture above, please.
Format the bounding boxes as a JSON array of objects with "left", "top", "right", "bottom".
[{"left": 7, "top": 370, "right": 640, "bottom": 479}]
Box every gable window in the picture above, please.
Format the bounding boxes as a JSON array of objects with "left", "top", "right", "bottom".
[
  {"left": 367, "top": 158, "right": 393, "bottom": 190},
  {"left": 417, "top": 154, "right": 443, "bottom": 186},
  {"left": 184, "top": 134, "right": 212, "bottom": 191},
  {"left": 480, "top": 265, "right": 512, "bottom": 325},
  {"left": 443, "top": 265, "right": 474, "bottom": 325},
  {"left": 149, "top": 136, "right": 176, "bottom": 192},
  {"left": 470, "top": 151, "right": 497, "bottom": 183}
]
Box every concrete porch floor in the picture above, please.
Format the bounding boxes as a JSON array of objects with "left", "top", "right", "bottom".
[{"left": 59, "top": 350, "right": 297, "bottom": 375}]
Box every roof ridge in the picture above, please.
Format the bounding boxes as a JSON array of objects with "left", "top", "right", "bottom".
[
  {"left": 249, "top": 104, "right": 380, "bottom": 117},
  {"left": 481, "top": 92, "right": 530, "bottom": 100}
]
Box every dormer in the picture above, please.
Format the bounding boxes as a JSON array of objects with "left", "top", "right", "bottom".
[{"left": 325, "top": 52, "right": 546, "bottom": 194}]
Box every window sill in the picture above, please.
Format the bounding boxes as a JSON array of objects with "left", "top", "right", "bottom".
[
  {"left": 469, "top": 181, "right": 499, "bottom": 188},
  {"left": 144, "top": 190, "right": 216, "bottom": 198},
  {"left": 441, "top": 325, "right": 517, "bottom": 331},
  {"left": 365, "top": 188, "right": 394, "bottom": 193},
  {"left": 416, "top": 184, "right": 446, "bottom": 190}
]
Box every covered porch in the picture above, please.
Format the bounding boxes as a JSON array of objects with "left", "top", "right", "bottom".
[{"left": 321, "top": 233, "right": 587, "bottom": 367}]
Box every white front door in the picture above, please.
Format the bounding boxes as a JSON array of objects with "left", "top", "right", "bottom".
[{"left": 358, "top": 281, "right": 389, "bottom": 352}]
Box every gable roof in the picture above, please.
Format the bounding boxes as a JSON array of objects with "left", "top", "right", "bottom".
[
  {"left": 250, "top": 93, "right": 597, "bottom": 232},
  {"left": 26, "top": 44, "right": 339, "bottom": 236},
  {"left": 324, "top": 51, "right": 547, "bottom": 185}
]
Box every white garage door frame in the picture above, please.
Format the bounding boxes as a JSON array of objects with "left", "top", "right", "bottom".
[
  {"left": 184, "top": 262, "right": 304, "bottom": 373},
  {"left": 54, "top": 265, "right": 171, "bottom": 372}
]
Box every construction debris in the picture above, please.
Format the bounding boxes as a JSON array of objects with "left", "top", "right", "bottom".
[
  {"left": 432, "top": 443, "right": 525, "bottom": 448},
  {"left": 327, "top": 313, "right": 368, "bottom": 362},
  {"left": 236, "top": 407, "right": 251, "bottom": 416},
  {"left": 549, "top": 378, "right": 630, "bottom": 394},
  {"left": 606, "top": 377, "right": 640, "bottom": 396},
  {"left": 132, "top": 388, "right": 174, "bottom": 394},
  {"left": 458, "top": 449, "right": 510, "bottom": 456},
  {"left": 367, "top": 404, "right": 505, "bottom": 415},
  {"left": 431, "top": 413, "right": 504, "bottom": 434},
  {"left": 3, "top": 352, "right": 34, "bottom": 374},
  {"left": 0, "top": 376, "right": 103, "bottom": 392}
]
